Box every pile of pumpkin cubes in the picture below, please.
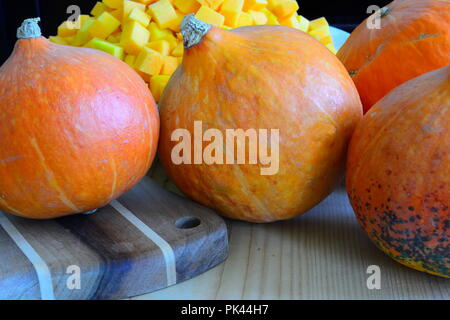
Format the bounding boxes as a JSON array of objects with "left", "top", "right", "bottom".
[{"left": 50, "top": 0, "right": 337, "bottom": 102}]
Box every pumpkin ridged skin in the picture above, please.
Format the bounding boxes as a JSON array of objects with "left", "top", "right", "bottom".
[
  {"left": 159, "top": 23, "right": 362, "bottom": 223},
  {"left": 346, "top": 66, "right": 450, "bottom": 278},
  {"left": 0, "top": 37, "right": 159, "bottom": 219},
  {"left": 337, "top": 0, "right": 450, "bottom": 113}
]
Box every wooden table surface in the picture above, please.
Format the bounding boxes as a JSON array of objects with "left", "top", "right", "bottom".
[{"left": 130, "top": 186, "right": 450, "bottom": 300}]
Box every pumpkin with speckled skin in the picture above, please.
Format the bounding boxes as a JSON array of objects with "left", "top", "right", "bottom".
[
  {"left": 158, "top": 16, "right": 363, "bottom": 223},
  {"left": 346, "top": 66, "right": 450, "bottom": 278},
  {"left": 0, "top": 20, "right": 159, "bottom": 219},
  {"left": 337, "top": 0, "right": 450, "bottom": 113}
]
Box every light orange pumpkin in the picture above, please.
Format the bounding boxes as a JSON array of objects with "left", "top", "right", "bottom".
[
  {"left": 158, "top": 15, "right": 363, "bottom": 223},
  {"left": 0, "top": 19, "right": 159, "bottom": 219},
  {"left": 337, "top": 0, "right": 450, "bottom": 113},
  {"left": 346, "top": 65, "right": 450, "bottom": 278}
]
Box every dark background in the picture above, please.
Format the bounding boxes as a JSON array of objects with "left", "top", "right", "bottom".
[{"left": 0, "top": 0, "right": 391, "bottom": 64}]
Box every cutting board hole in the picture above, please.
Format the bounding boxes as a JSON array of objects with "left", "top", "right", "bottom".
[{"left": 175, "top": 217, "right": 201, "bottom": 229}]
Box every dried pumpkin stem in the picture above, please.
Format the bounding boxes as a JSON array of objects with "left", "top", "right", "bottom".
[
  {"left": 181, "top": 14, "right": 211, "bottom": 49},
  {"left": 17, "top": 17, "right": 42, "bottom": 40}
]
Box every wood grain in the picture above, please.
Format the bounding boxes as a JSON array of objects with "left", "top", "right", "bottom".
[
  {"left": 0, "top": 177, "right": 228, "bottom": 300},
  {"left": 131, "top": 187, "right": 450, "bottom": 300}
]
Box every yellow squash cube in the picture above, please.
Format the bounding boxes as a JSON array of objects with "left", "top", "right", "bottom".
[
  {"left": 91, "top": 2, "right": 106, "bottom": 17},
  {"left": 198, "top": 0, "right": 226, "bottom": 10},
  {"left": 89, "top": 12, "right": 121, "bottom": 39},
  {"left": 297, "top": 15, "right": 310, "bottom": 32},
  {"left": 326, "top": 42, "right": 337, "bottom": 54},
  {"left": 308, "top": 24, "right": 332, "bottom": 44},
  {"left": 160, "top": 34, "right": 178, "bottom": 50},
  {"left": 109, "top": 8, "right": 123, "bottom": 21},
  {"left": 272, "top": 1, "right": 299, "bottom": 20},
  {"left": 243, "top": 0, "right": 268, "bottom": 11},
  {"left": 127, "top": 8, "right": 151, "bottom": 27},
  {"left": 146, "top": 39, "right": 171, "bottom": 56},
  {"left": 121, "top": 20, "right": 150, "bottom": 54},
  {"left": 249, "top": 11, "right": 268, "bottom": 25},
  {"left": 147, "top": 0, "right": 178, "bottom": 29},
  {"left": 220, "top": 0, "right": 244, "bottom": 26},
  {"left": 161, "top": 55, "right": 179, "bottom": 75},
  {"left": 237, "top": 12, "right": 253, "bottom": 27},
  {"left": 173, "top": 0, "right": 201, "bottom": 13},
  {"left": 267, "top": 0, "right": 284, "bottom": 10},
  {"left": 135, "top": 47, "right": 164, "bottom": 75},
  {"left": 123, "top": 0, "right": 147, "bottom": 21},
  {"left": 196, "top": 6, "right": 225, "bottom": 27},
  {"left": 150, "top": 75, "right": 170, "bottom": 102}
]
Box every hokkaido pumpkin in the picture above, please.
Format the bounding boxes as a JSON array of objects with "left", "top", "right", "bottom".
[
  {"left": 158, "top": 15, "right": 362, "bottom": 223},
  {"left": 0, "top": 18, "right": 159, "bottom": 219},
  {"left": 337, "top": 0, "right": 450, "bottom": 113},
  {"left": 346, "top": 65, "right": 450, "bottom": 278}
]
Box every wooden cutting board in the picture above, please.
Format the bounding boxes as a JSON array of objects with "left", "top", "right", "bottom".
[{"left": 0, "top": 176, "right": 228, "bottom": 300}]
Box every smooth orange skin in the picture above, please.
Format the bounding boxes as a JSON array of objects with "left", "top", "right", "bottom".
[
  {"left": 0, "top": 37, "right": 159, "bottom": 219},
  {"left": 159, "top": 25, "right": 362, "bottom": 223},
  {"left": 337, "top": 0, "right": 450, "bottom": 113},
  {"left": 346, "top": 66, "right": 450, "bottom": 278}
]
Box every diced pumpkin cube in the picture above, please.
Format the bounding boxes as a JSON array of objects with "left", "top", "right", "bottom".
[
  {"left": 146, "top": 39, "right": 171, "bottom": 56},
  {"left": 196, "top": 6, "right": 225, "bottom": 27},
  {"left": 280, "top": 14, "right": 301, "bottom": 29},
  {"left": 123, "top": 0, "right": 147, "bottom": 21},
  {"left": 106, "top": 32, "right": 120, "bottom": 43},
  {"left": 134, "top": 0, "right": 158, "bottom": 4},
  {"left": 121, "top": 20, "right": 150, "bottom": 54},
  {"left": 135, "top": 47, "right": 164, "bottom": 75},
  {"left": 49, "top": 36, "right": 68, "bottom": 45},
  {"left": 91, "top": 2, "right": 107, "bottom": 17},
  {"left": 326, "top": 42, "right": 337, "bottom": 54},
  {"left": 272, "top": 1, "right": 299, "bottom": 20},
  {"left": 308, "top": 25, "right": 331, "bottom": 43},
  {"left": 103, "top": 0, "right": 122, "bottom": 9},
  {"left": 148, "top": 22, "right": 173, "bottom": 40},
  {"left": 198, "top": 0, "right": 225, "bottom": 10},
  {"left": 297, "top": 15, "right": 310, "bottom": 32},
  {"left": 127, "top": 8, "right": 151, "bottom": 27},
  {"left": 171, "top": 42, "right": 184, "bottom": 56},
  {"left": 124, "top": 55, "right": 136, "bottom": 67},
  {"left": 57, "top": 21, "right": 78, "bottom": 37},
  {"left": 147, "top": 0, "right": 178, "bottom": 29},
  {"left": 173, "top": 0, "right": 201, "bottom": 14},
  {"left": 309, "top": 17, "right": 329, "bottom": 30},
  {"left": 243, "top": 0, "right": 268, "bottom": 11},
  {"left": 237, "top": 12, "right": 253, "bottom": 27},
  {"left": 150, "top": 75, "right": 170, "bottom": 102},
  {"left": 261, "top": 8, "right": 279, "bottom": 25},
  {"left": 267, "top": 0, "right": 284, "bottom": 10},
  {"left": 160, "top": 34, "right": 178, "bottom": 50},
  {"left": 176, "top": 32, "right": 183, "bottom": 41},
  {"left": 161, "top": 55, "right": 179, "bottom": 75},
  {"left": 249, "top": 11, "right": 268, "bottom": 25},
  {"left": 89, "top": 12, "right": 121, "bottom": 39},
  {"left": 220, "top": 0, "right": 244, "bottom": 26},
  {"left": 109, "top": 8, "right": 123, "bottom": 21},
  {"left": 89, "top": 38, "right": 125, "bottom": 59},
  {"left": 166, "top": 11, "right": 185, "bottom": 33},
  {"left": 73, "top": 18, "right": 96, "bottom": 46}
]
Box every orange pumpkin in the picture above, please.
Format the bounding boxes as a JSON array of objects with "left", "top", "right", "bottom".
[
  {"left": 337, "top": 0, "right": 450, "bottom": 113},
  {"left": 346, "top": 65, "right": 450, "bottom": 278},
  {"left": 0, "top": 19, "right": 159, "bottom": 219},
  {"left": 158, "top": 15, "right": 362, "bottom": 223}
]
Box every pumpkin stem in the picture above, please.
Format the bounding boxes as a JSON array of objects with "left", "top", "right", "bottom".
[
  {"left": 17, "top": 17, "right": 42, "bottom": 40},
  {"left": 181, "top": 14, "right": 211, "bottom": 49}
]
